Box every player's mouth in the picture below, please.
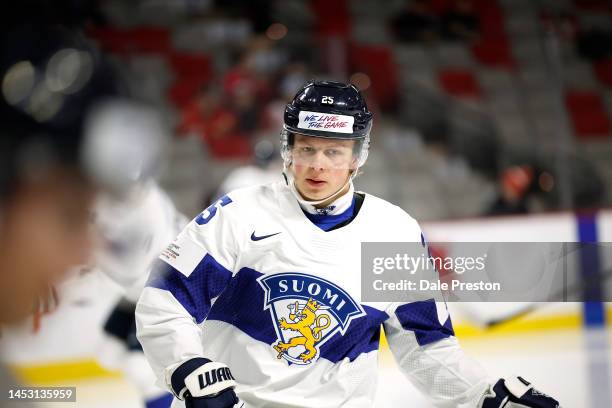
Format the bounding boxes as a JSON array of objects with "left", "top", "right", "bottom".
[{"left": 305, "top": 178, "right": 326, "bottom": 188}]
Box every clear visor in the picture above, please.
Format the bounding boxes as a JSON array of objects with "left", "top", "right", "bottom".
[{"left": 289, "top": 137, "right": 360, "bottom": 171}]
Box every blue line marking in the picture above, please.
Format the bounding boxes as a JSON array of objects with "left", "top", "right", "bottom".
[{"left": 576, "top": 212, "right": 605, "bottom": 327}]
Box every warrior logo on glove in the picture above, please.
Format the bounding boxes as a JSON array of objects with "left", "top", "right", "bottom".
[
  {"left": 198, "top": 367, "right": 236, "bottom": 390},
  {"left": 258, "top": 273, "right": 365, "bottom": 365}
]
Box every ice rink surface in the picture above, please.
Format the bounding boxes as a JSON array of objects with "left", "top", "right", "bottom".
[{"left": 12, "top": 327, "right": 611, "bottom": 408}]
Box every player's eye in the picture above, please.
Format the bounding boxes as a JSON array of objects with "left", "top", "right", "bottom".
[
  {"left": 326, "top": 149, "right": 341, "bottom": 156},
  {"left": 299, "top": 146, "right": 315, "bottom": 154}
]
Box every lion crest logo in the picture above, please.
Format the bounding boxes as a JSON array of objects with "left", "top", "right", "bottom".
[{"left": 258, "top": 273, "right": 365, "bottom": 365}]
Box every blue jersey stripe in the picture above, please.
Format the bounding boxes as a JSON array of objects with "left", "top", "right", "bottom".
[
  {"left": 394, "top": 299, "right": 454, "bottom": 346},
  {"left": 147, "top": 254, "right": 233, "bottom": 324},
  {"left": 320, "top": 304, "right": 385, "bottom": 361},
  {"left": 205, "top": 268, "right": 278, "bottom": 344}
]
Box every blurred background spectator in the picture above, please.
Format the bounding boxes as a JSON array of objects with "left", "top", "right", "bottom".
[{"left": 486, "top": 165, "right": 535, "bottom": 215}]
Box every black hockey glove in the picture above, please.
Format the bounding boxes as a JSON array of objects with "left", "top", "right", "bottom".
[
  {"left": 171, "top": 358, "right": 239, "bottom": 408},
  {"left": 482, "top": 376, "right": 560, "bottom": 408},
  {"left": 103, "top": 298, "right": 141, "bottom": 351}
]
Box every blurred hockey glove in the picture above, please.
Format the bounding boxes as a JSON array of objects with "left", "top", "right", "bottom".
[
  {"left": 481, "top": 376, "right": 560, "bottom": 408},
  {"left": 171, "top": 358, "right": 239, "bottom": 408}
]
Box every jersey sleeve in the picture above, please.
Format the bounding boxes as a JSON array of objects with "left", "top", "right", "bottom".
[
  {"left": 382, "top": 209, "right": 490, "bottom": 407},
  {"left": 135, "top": 195, "right": 239, "bottom": 396}
]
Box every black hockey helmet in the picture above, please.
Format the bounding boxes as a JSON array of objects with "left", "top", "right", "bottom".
[
  {"left": 283, "top": 80, "right": 372, "bottom": 139},
  {"left": 281, "top": 80, "right": 373, "bottom": 167}
]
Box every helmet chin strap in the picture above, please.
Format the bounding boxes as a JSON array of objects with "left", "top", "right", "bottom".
[{"left": 283, "top": 164, "right": 358, "bottom": 208}]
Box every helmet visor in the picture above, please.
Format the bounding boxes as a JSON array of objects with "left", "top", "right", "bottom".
[{"left": 288, "top": 133, "right": 360, "bottom": 171}]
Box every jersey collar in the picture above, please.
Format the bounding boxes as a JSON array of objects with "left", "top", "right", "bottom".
[{"left": 293, "top": 182, "right": 355, "bottom": 216}]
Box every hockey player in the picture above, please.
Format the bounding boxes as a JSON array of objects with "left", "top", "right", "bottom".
[
  {"left": 1, "top": 98, "right": 187, "bottom": 408},
  {"left": 0, "top": 24, "right": 121, "bottom": 327},
  {"left": 86, "top": 101, "right": 188, "bottom": 408},
  {"left": 94, "top": 178, "right": 188, "bottom": 408},
  {"left": 0, "top": 24, "right": 123, "bottom": 397},
  {"left": 136, "top": 81, "right": 560, "bottom": 408}
]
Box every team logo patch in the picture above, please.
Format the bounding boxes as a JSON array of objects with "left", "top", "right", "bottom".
[{"left": 257, "top": 273, "right": 365, "bottom": 365}]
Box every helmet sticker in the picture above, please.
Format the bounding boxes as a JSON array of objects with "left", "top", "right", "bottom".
[{"left": 297, "top": 111, "right": 354, "bottom": 134}]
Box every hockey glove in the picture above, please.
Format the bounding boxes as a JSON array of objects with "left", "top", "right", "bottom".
[
  {"left": 171, "top": 358, "right": 239, "bottom": 408},
  {"left": 481, "top": 376, "right": 560, "bottom": 408}
]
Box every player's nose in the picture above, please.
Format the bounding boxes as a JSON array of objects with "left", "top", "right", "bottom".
[{"left": 308, "top": 150, "right": 330, "bottom": 171}]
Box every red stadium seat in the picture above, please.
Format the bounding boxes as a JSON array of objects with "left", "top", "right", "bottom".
[
  {"left": 87, "top": 26, "right": 171, "bottom": 55},
  {"left": 438, "top": 68, "right": 483, "bottom": 99},
  {"left": 565, "top": 89, "right": 611, "bottom": 138},
  {"left": 566, "top": 89, "right": 605, "bottom": 111},
  {"left": 471, "top": 37, "right": 516, "bottom": 70},
  {"left": 594, "top": 59, "right": 612, "bottom": 88},
  {"left": 467, "top": 1, "right": 514, "bottom": 69},
  {"left": 129, "top": 27, "right": 171, "bottom": 54},
  {"left": 169, "top": 52, "right": 212, "bottom": 80},
  {"left": 167, "top": 52, "right": 213, "bottom": 108},
  {"left": 476, "top": 2, "right": 506, "bottom": 39},
  {"left": 311, "top": 0, "right": 350, "bottom": 37},
  {"left": 349, "top": 45, "right": 399, "bottom": 111},
  {"left": 168, "top": 78, "right": 208, "bottom": 108},
  {"left": 570, "top": 111, "right": 611, "bottom": 137}
]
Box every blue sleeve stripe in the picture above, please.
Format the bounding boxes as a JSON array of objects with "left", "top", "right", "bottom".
[
  {"left": 319, "top": 304, "right": 388, "bottom": 361},
  {"left": 394, "top": 299, "right": 454, "bottom": 346},
  {"left": 170, "top": 357, "right": 211, "bottom": 397},
  {"left": 147, "top": 253, "right": 233, "bottom": 324}
]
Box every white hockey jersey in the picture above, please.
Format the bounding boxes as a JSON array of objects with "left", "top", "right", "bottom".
[{"left": 136, "top": 181, "right": 490, "bottom": 407}]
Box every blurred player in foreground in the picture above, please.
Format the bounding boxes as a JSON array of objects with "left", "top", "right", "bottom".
[
  {"left": 0, "top": 25, "right": 121, "bottom": 393},
  {"left": 136, "top": 81, "right": 561, "bottom": 408},
  {"left": 2, "top": 98, "right": 187, "bottom": 408}
]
